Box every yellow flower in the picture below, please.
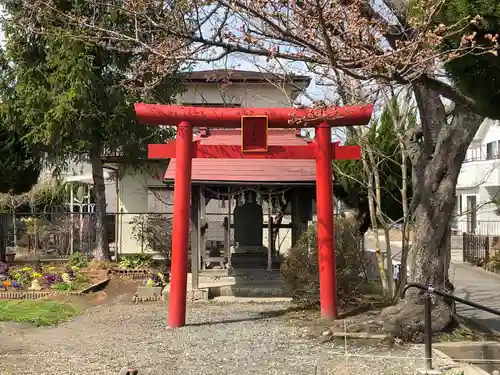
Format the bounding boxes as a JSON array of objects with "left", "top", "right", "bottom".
[
  {"left": 13, "top": 273, "right": 21, "bottom": 280},
  {"left": 71, "top": 266, "right": 79, "bottom": 271},
  {"left": 32, "top": 272, "right": 43, "bottom": 278},
  {"left": 22, "top": 267, "right": 32, "bottom": 272},
  {"left": 48, "top": 267, "right": 56, "bottom": 271}
]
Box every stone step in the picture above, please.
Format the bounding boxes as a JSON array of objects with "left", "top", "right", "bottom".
[
  {"left": 231, "top": 253, "right": 270, "bottom": 260},
  {"left": 209, "top": 282, "right": 289, "bottom": 298},
  {"left": 199, "top": 270, "right": 282, "bottom": 284},
  {"left": 213, "top": 296, "right": 293, "bottom": 303}
]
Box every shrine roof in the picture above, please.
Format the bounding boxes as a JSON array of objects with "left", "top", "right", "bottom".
[
  {"left": 184, "top": 69, "right": 311, "bottom": 85},
  {"left": 163, "top": 129, "right": 319, "bottom": 185}
]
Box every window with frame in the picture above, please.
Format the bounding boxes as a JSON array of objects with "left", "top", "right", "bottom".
[{"left": 486, "top": 141, "right": 497, "bottom": 159}]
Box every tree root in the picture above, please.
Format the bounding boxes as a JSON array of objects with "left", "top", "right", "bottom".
[{"left": 342, "top": 299, "right": 454, "bottom": 343}]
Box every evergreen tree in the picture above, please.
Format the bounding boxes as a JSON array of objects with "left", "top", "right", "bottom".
[
  {"left": 334, "top": 101, "right": 416, "bottom": 232},
  {"left": 0, "top": 0, "right": 182, "bottom": 259},
  {"left": 438, "top": 0, "right": 500, "bottom": 118}
]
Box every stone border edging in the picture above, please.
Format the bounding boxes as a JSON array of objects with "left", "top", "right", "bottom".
[
  {"left": 110, "top": 268, "right": 150, "bottom": 280},
  {"left": 0, "top": 291, "right": 55, "bottom": 300},
  {"left": 132, "top": 295, "right": 165, "bottom": 303},
  {"left": 433, "top": 346, "right": 491, "bottom": 375}
]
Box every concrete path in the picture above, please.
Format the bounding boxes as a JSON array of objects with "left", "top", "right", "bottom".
[
  {"left": 364, "top": 234, "right": 500, "bottom": 331},
  {"left": 451, "top": 262, "right": 500, "bottom": 332}
]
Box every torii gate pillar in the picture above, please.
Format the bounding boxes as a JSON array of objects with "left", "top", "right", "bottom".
[
  {"left": 135, "top": 104, "right": 373, "bottom": 328},
  {"left": 315, "top": 123, "right": 336, "bottom": 318},
  {"left": 168, "top": 121, "right": 193, "bottom": 327}
]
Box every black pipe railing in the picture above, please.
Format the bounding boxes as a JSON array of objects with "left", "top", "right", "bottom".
[
  {"left": 403, "top": 283, "right": 500, "bottom": 371},
  {"left": 118, "top": 368, "right": 138, "bottom": 375}
]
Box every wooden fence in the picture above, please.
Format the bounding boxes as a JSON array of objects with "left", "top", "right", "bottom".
[{"left": 463, "top": 233, "right": 490, "bottom": 266}]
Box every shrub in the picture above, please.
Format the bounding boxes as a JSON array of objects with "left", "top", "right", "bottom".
[
  {"left": 486, "top": 249, "right": 500, "bottom": 273},
  {"left": 280, "top": 217, "right": 367, "bottom": 307},
  {"left": 131, "top": 214, "right": 173, "bottom": 262},
  {"left": 88, "top": 259, "right": 114, "bottom": 270},
  {"left": 68, "top": 252, "right": 88, "bottom": 269},
  {"left": 118, "top": 253, "right": 154, "bottom": 269}
]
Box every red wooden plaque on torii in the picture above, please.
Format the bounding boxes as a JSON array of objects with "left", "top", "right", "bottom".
[
  {"left": 135, "top": 103, "right": 373, "bottom": 328},
  {"left": 241, "top": 115, "right": 268, "bottom": 153}
]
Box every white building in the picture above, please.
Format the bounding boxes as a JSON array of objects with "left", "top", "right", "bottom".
[
  {"left": 59, "top": 69, "right": 311, "bottom": 255},
  {"left": 456, "top": 119, "right": 500, "bottom": 235}
]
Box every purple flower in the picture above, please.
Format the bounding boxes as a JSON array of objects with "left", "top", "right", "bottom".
[
  {"left": 0, "top": 262, "right": 9, "bottom": 274},
  {"left": 44, "top": 274, "right": 62, "bottom": 285},
  {"left": 12, "top": 280, "right": 21, "bottom": 289}
]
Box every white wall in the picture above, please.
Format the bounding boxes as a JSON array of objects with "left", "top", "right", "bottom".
[
  {"left": 117, "top": 165, "right": 167, "bottom": 255},
  {"left": 116, "top": 81, "right": 303, "bottom": 254},
  {"left": 457, "top": 119, "right": 500, "bottom": 235},
  {"left": 177, "top": 82, "right": 300, "bottom": 108}
]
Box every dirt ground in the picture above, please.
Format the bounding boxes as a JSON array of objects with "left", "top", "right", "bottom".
[
  {"left": 0, "top": 279, "right": 454, "bottom": 375},
  {"left": 43, "top": 277, "right": 139, "bottom": 309}
]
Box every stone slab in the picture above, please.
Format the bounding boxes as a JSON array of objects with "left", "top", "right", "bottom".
[
  {"left": 161, "top": 287, "right": 209, "bottom": 302},
  {"left": 137, "top": 286, "right": 163, "bottom": 298}
]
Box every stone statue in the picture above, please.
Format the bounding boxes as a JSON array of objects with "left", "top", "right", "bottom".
[
  {"left": 61, "top": 273, "right": 71, "bottom": 283},
  {"left": 29, "top": 279, "right": 42, "bottom": 290}
]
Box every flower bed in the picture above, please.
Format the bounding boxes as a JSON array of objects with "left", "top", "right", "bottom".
[{"left": 0, "top": 262, "right": 93, "bottom": 296}]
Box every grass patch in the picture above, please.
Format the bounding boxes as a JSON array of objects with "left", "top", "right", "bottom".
[{"left": 0, "top": 300, "right": 79, "bottom": 326}]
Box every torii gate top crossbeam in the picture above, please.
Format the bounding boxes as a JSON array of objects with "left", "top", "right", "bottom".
[{"left": 135, "top": 103, "right": 373, "bottom": 128}]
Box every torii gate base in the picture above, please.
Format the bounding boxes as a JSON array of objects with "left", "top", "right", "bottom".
[{"left": 135, "top": 104, "right": 373, "bottom": 328}]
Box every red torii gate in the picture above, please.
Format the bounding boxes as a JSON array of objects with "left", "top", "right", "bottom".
[{"left": 135, "top": 104, "right": 373, "bottom": 328}]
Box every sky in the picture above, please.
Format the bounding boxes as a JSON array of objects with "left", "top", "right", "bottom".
[{"left": 0, "top": 13, "right": 367, "bottom": 141}]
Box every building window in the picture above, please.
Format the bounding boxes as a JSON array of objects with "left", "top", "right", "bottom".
[
  {"left": 486, "top": 141, "right": 497, "bottom": 159},
  {"left": 466, "top": 195, "right": 477, "bottom": 233}
]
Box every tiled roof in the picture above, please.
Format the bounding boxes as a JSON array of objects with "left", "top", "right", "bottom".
[
  {"left": 164, "top": 129, "right": 318, "bottom": 184},
  {"left": 183, "top": 69, "right": 311, "bottom": 85}
]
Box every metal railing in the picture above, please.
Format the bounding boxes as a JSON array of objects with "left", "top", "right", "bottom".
[
  {"left": 463, "top": 154, "right": 500, "bottom": 163},
  {"left": 463, "top": 233, "right": 490, "bottom": 266},
  {"left": 403, "top": 283, "right": 500, "bottom": 371}
]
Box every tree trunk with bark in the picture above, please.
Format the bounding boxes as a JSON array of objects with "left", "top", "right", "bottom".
[
  {"left": 0, "top": 214, "right": 6, "bottom": 263},
  {"left": 90, "top": 143, "right": 111, "bottom": 261},
  {"left": 272, "top": 195, "right": 290, "bottom": 252},
  {"left": 380, "top": 85, "right": 483, "bottom": 339}
]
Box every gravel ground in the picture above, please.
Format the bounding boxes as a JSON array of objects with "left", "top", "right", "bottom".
[{"left": 0, "top": 297, "right": 455, "bottom": 375}]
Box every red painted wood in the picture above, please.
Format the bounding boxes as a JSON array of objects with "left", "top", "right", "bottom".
[
  {"left": 315, "top": 123, "right": 337, "bottom": 319},
  {"left": 167, "top": 122, "right": 192, "bottom": 328},
  {"left": 164, "top": 159, "right": 318, "bottom": 182},
  {"left": 148, "top": 142, "right": 361, "bottom": 160},
  {"left": 135, "top": 103, "right": 373, "bottom": 128},
  {"left": 333, "top": 144, "right": 361, "bottom": 160},
  {"left": 241, "top": 116, "right": 268, "bottom": 152}
]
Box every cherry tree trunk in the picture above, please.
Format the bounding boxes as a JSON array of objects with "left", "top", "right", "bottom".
[
  {"left": 380, "top": 85, "right": 483, "bottom": 339},
  {"left": 409, "top": 180, "right": 454, "bottom": 292}
]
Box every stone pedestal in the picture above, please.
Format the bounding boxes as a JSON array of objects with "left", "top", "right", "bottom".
[
  {"left": 137, "top": 286, "right": 163, "bottom": 298},
  {"left": 162, "top": 285, "right": 208, "bottom": 302}
]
